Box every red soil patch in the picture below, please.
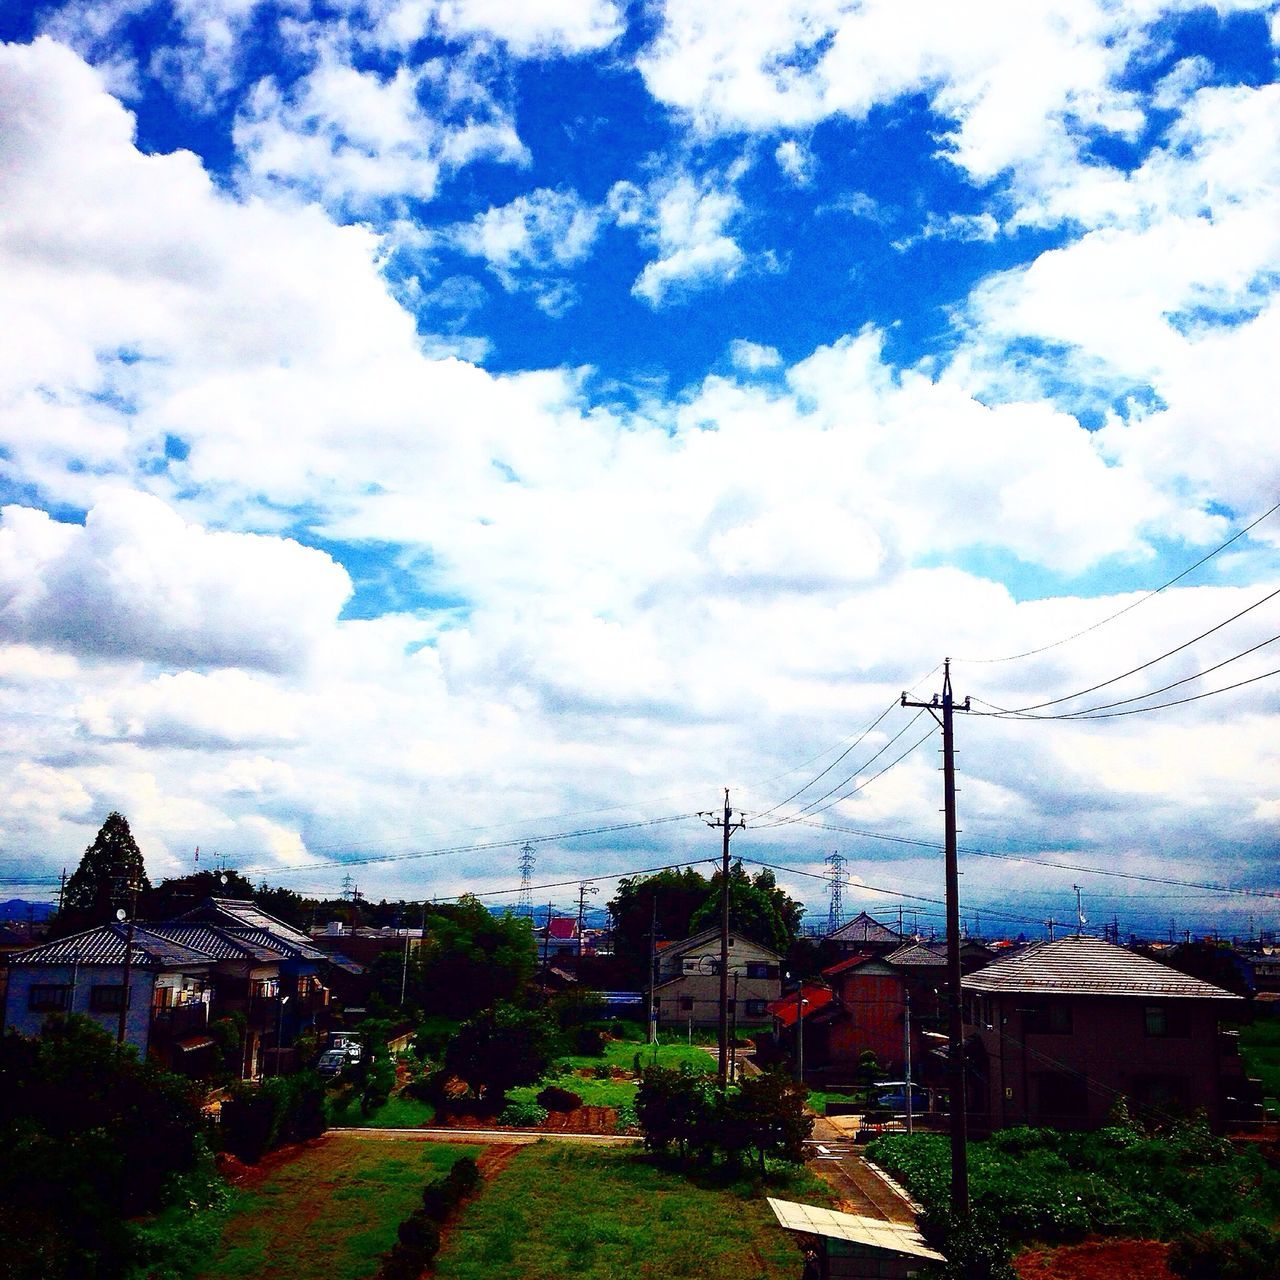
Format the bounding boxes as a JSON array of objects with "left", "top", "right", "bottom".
[
  {"left": 542, "top": 1105, "right": 618, "bottom": 1133},
  {"left": 1015, "top": 1239, "right": 1174, "bottom": 1280},
  {"left": 214, "top": 1136, "right": 328, "bottom": 1188}
]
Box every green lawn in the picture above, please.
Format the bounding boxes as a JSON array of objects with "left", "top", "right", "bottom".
[
  {"left": 328, "top": 1090, "right": 437, "bottom": 1128},
  {"left": 1233, "top": 1016, "right": 1280, "bottom": 1112},
  {"left": 196, "top": 1134, "right": 478, "bottom": 1280},
  {"left": 560, "top": 1038, "right": 716, "bottom": 1074},
  {"left": 433, "top": 1141, "right": 832, "bottom": 1280}
]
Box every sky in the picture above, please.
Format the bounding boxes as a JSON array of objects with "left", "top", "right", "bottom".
[{"left": 1, "top": 0, "right": 1279, "bottom": 941}]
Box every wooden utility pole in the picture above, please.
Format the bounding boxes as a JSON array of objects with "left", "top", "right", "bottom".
[
  {"left": 902, "top": 658, "right": 970, "bottom": 1217},
  {"left": 700, "top": 789, "right": 745, "bottom": 1087}
]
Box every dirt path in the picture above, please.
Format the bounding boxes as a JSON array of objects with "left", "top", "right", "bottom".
[
  {"left": 806, "top": 1115, "right": 918, "bottom": 1224},
  {"left": 335, "top": 1125, "right": 642, "bottom": 1145}
]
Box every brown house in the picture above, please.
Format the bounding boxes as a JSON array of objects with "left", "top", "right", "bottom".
[{"left": 961, "top": 934, "right": 1256, "bottom": 1132}]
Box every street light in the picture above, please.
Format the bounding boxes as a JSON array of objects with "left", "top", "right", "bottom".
[{"left": 275, "top": 993, "right": 291, "bottom": 1076}]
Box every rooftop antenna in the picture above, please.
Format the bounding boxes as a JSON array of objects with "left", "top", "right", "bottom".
[{"left": 1073, "top": 884, "right": 1087, "bottom": 935}]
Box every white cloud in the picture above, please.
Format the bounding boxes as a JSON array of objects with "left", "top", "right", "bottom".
[
  {"left": 371, "top": 0, "right": 624, "bottom": 55},
  {"left": 609, "top": 172, "right": 745, "bottom": 306},
  {"left": 0, "top": 493, "right": 351, "bottom": 672},
  {"left": 775, "top": 138, "right": 813, "bottom": 185},
  {"left": 233, "top": 48, "right": 527, "bottom": 212},
  {"left": 729, "top": 339, "right": 783, "bottom": 371},
  {"left": 452, "top": 187, "right": 602, "bottom": 310}
]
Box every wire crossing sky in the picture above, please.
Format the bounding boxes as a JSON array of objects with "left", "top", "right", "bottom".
[{"left": 0, "top": 1, "right": 1279, "bottom": 937}]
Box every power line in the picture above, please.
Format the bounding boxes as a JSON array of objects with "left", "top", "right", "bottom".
[
  {"left": 954, "top": 496, "right": 1280, "bottom": 665},
  {"left": 973, "top": 581, "right": 1280, "bottom": 717}
]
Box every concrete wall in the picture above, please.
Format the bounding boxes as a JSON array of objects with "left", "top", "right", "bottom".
[{"left": 4, "top": 962, "right": 157, "bottom": 1054}]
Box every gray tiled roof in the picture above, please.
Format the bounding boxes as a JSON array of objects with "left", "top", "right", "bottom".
[
  {"left": 182, "top": 898, "right": 316, "bottom": 946},
  {"left": 962, "top": 934, "right": 1242, "bottom": 1000},
  {"left": 147, "top": 923, "right": 282, "bottom": 962},
  {"left": 223, "top": 926, "right": 328, "bottom": 962},
  {"left": 826, "top": 912, "right": 903, "bottom": 946},
  {"left": 886, "top": 941, "right": 946, "bottom": 967},
  {"left": 7, "top": 923, "right": 214, "bottom": 969}
]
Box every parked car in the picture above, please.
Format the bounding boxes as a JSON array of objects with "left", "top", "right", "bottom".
[
  {"left": 874, "top": 1083, "right": 929, "bottom": 1112},
  {"left": 317, "top": 1048, "right": 348, "bottom": 1078}
]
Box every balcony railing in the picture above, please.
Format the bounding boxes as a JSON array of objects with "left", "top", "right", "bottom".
[{"left": 150, "top": 1002, "right": 210, "bottom": 1039}]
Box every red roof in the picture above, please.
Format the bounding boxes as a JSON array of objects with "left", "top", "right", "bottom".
[
  {"left": 768, "top": 983, "right": 833, "bottom": 1027},
  {"left": 546, "top": 918, "right": 578, "bottom": 939},
  {"left": 822, "top": 952, "right": 876, "bottom": 978}
]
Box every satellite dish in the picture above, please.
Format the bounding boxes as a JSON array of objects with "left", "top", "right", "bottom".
[
  {"left": 219, "top": 873, "right": 228, "bottom": 886},
  {"left": 116, "top": 908, "right": 126, "bottom": 921}
]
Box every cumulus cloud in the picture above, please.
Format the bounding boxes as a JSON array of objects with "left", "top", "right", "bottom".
[
  {"left": 775, "top": 138, "right": 813, "bottom": 185},
  {"left": 0, "top": 493, "right": 351, "bottom": 672},
  {"left": 234, "top": 51, "right": 527, "bottom": 212},
  {"left": 609, "top": 171, "right": 745, "bottom": 305}
]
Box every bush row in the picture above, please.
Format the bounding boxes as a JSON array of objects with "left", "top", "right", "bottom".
[
  {"left": 375, "top": 1157, "right": 481, "bottom": 1280},
  {"left": 218, "top": 1072, "right": 327, "bottom": 1164}
]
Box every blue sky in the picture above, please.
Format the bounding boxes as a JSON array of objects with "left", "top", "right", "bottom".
[{"left": 1, "top": 0, "right": 1279, "bottom": 938}]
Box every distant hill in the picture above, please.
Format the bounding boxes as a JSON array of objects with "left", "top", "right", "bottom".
[{"left": 0, "top": 899, "right": 56, "bottom": 922}]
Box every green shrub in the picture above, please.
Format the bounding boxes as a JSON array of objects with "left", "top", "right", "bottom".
[
  {"left": 536, "top": 1084, "right": 583, "bottom": 1112},
  {"left": 499, "top": 1100, "right": 547, "bottom": 1127},
  {"left": 447, "top": 1156, "right": 480, "bottom": 1196},
  {"left": 396, "top": 1208, "right": 440, "bottom": 1257},
  {"left": 1169, "top": 1221, "right": 1280, "bottom": 1280}
]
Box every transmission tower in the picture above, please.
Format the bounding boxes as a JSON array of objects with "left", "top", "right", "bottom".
[
  {"left": 825, "top": 850, "right": 846, "bottom": 935},
  {"left": 516, "top": 843, "right": 536, "bottom": 919}
]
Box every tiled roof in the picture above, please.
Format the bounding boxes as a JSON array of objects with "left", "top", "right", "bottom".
[
  {"left": 886, "top": 942, "right": 947, "bottom": 967},
  {"left": 147, "top": 923, "right": 282, "bottom": 962},
  {"left": 222, "top": 926, "right": 327, "bottom": 962},
  {"left": 962, "top": 934, "right": 1244, "bottom": 1000},
  {"left": 191, "top": 898, "right": 316, "bottom": 945},
  {"left": 768, "top": 983, "right": 833, "bottom": 1027},
  {"left": 826, "top": 911, "right": 903, "bottom": 945},
  {"left": 822, "top": 952, "right": 877, "bottom": 978},
  {"left": 7, "top": 923, "right": 214, "bottom": 968},
  {"left": 546, "top": 918, "right": 579, "bottom": 939}
]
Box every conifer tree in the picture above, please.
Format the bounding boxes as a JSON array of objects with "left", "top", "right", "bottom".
[{"left": 57, "top": 812, "right": 151, "bottom": 934}]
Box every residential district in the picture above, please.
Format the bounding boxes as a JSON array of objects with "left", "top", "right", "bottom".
[{"left": 2, "top": 812, "right": 1278, "bottom": 1280}]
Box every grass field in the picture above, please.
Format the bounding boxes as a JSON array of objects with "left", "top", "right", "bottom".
[
  {"left": 432, "top": 1141, "right": 832, "bottom": 1280},
  {"left": 196, "top": 1135, "right": 479, "bottom": 1280},
  {"left": 327, "top": 1090, "right": 437, "bottom": 1129},
  {"left": 1233, "top": 1016, "right": 1280, "bottom": 1112}
]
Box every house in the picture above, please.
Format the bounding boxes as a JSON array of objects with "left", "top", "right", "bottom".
[
  {"left": 1, "top": 922, "right": 218, "bottom": 1075},
  {"left": 961, "top": 934, "right": 1257, "bottom": 1132},
  {"left": 542, "top": 916, "right": 580, "bottom": 959},
  {"left": 174, "top": 898, "right": 330, "bottom": 1073},
  {"left": 825, "top": 911, "right": 906, "bottom": 957},
  {"left": 652, "top": 927, "right": 783, "bottom": 1029}
]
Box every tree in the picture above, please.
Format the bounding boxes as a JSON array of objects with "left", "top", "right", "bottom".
[
  {"left": 411, "top": 897, "right": 536, "bottom": 1020},
  {"left": 609, "top": 867, "right": 729, "bottom": 985},
  {"left": 141, "top": 868, "right": 256, "bottom": 919},
  {"left": 444, "top": 1002, "right": 558, "bottom": 1102},
  {"left": 721, "top": 1071, "right": 813, "bottom": 1172},
  {"left": 688, "top": 862, "right": 804, "bottom": 956},
  {"left": 55, "top": 813, "right": 151, "bottom": 937},
  {"left": 634, "top": 1065, "right": 718, "bottom": 1161},
  {"left": 0, "top": 1015, "right": 205, "bottom": 1278}
]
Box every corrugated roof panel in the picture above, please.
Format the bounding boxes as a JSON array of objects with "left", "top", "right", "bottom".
[
  {"left": 766, "top": 1199, "right": 946, "bottom": 1261},
  {"left": 962, "top": 935, "right": 1242, "bottom": 1000}
]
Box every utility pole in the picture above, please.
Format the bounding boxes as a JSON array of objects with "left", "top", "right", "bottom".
[
  {"left": 576, "top": 881, "right": 598, "bottom": 961},
  {"left": 115, "top": 877, "right": 140, "bottom": 1048},
  {"left": 647, "top": 895, "right": 659, "bottom": 1046},
  {"left": 902, "top": 658, "right": 971, "bottom": 1218},
  {"left": 57, "top": 868, "right": 67, "bottom": 915},
  {"left": 700, "top": 789, "right": 745, "bottom": 1087},
  {"left": 541, "top": 901, "right": 554, "bottom": 966},
  {"left": 903, "top": 990, "right": 914, "bottom": 1136}
]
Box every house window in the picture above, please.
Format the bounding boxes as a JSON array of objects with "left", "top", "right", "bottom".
[
  {"left": 745, "top": 999, "right": 767, "bottom": 1017},
  {"left": 679, "top": 997, "right": 694, "bottom": 1011},
  {"left": 28, "top": 985, "right": 70, "bottom": 1012},
  {"left": 1144, "top": 1005, "right": 1189, "bottom": 1038},
  {"left": 1023, "top": 1001, "right": 1072, "bottom": 1034},
  {"left": 745, "top": 962, "right": 775, "bottom": 979},
  {"left": 89, "top": 984, "right": 126, "bottom": 1012}
]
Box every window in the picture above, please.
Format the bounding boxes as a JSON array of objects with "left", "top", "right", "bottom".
[
  {"left": 1144, "top": 1004, "right": 1189, "bottom": 1038},
  {"left": 745, "top": 999, "right": 767, "bottom": 1017},
  {"left": 28, "top": 985, "right": 70, "bottom": 1012},
  {"left": 679, "top": 997, "right": 694, "bottom": 1012},
  {"left": 89, "top": 984, "right": 126, "bottom": 1013},
  {"left": 1023, "top": 1001, "right": 1072, "bottom": 1034},
  {"left": 745, "top": 962, "right": 776, "bottom": 980}
]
